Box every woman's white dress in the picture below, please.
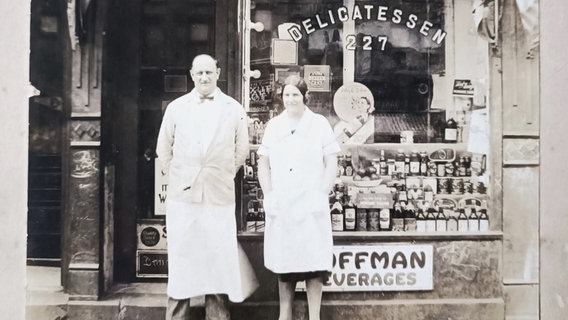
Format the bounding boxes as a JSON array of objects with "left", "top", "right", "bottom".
[{"left": 258, "top": 108, "right": 340, "bottom": 273}]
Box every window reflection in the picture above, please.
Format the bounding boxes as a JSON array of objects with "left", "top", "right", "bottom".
[{"left": 248, "top": 0, "right": 448, "bottom": 143}]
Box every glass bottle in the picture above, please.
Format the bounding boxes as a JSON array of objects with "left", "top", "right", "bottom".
[
  {"left": 404, "top": 202, "right": 417, "bottom": 231},
  {"left": 256, "top": 202, "right": 265, "bottom": 232},
  {"left": 337, "top": 154, "right": 346, "bottom": 177},
  {"left": 395, "top": 149, "right": 405, "bottom": 175},
  {"left": 416, "top": 205, "right": 427, "bottom": 232},
  {"left": 344, "top": 153, "right": 354, "bottom": 177},
  {"left": 479, "top": 201, "right": 489, "bottom": 231},
  {"left": 391, "top": 202, "right": 405, "bottom": 231},
  {"left": 379, "top": 149, "right": 388, "bottom": 175},
  {"left": 356, "top": 208, "right": 368, "bottom": 231},
  {"left": 420, "top": 151, "right": 429, "bottom": 176},
  {"left": 468, "top": 207, "right": 480, "bottom": 232},
  {"left": 368, "top": 209, "right": 380, "bottom": 231},
  {"left": 344, "top": 196, "right": 356, "bottom": 231},
  {"left": 425, "top": 207, "right": 437, "bottom": 232},
  {"left": 330, "top": 195, "right": 344, "bottom": 231},
  {"left": 436, "top": 207, "right": 447, "bottom": 232},
  {"left": 246, "top": 201, "right": 257, "bottom": 232},
  {"left": 404, "top": 154, "right": 410, "bottom": 177},
  {"left": 378, "top": 208, "right": 391, "bottom": 231},
  {"left": 458, "top": 207, "right": 469, "bottom": 232},
  {"left": 409, "top": 151, "right": 420, "bottom": 176},
  {"left": 444, "top": 118, "right": 458, "bottom": 143}
]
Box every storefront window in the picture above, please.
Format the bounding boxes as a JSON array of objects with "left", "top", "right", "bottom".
[{"left": 241, "top": 0, "right": 492, "bottom": 236}]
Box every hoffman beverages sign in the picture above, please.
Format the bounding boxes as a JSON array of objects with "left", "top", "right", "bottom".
[{"left": 314, "top": 244, "right": 433, "bottom": 291}]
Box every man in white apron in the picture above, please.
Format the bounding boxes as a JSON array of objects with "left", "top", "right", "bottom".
[{"left": 156, "top": 54, "right": 258, "bottom": 320}]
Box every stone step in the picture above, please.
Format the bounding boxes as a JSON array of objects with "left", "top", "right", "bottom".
[{"left": 28, "top": 296, "right": 504, "bottom": 320}]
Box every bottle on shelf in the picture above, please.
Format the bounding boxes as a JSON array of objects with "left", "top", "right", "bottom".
[
  {"left": 337, "top": 154, "right": 346, "bottom": 177},
  {"left": 344, "top": 195, "right": 356, "bottom": 231},
  {"left": 246, "top": 201, "right": 257, "bottom": 232},
  {"left": 458, "top": 207, "right": 469, "bottom": 232},
  {"left": 256, "top": 202, "right": 265, "bottom": 232},
  {"left": 447, "top": 209, "right": 459, "bottom": 231},
  {"left": 395, "top": 149, "right": 405, "bottom": 176},
  {"left": 436, "top": 206, "right": 447, "bottom": 232},
  {"left": 404, "top": 202, "right": 417, "bottom": 231},
  {"left": 391, "top": 202, "right": 405, "bottom": 231},
  {"left": 404, "top": 154, "right": 411, "bottom": 177},
  {"left": 479, "top": 201, "right": 489, "bottom": 231},
  {"left": 368, "top": 209, "right": 380, "bottom": 231},
  {"left": 330, "top": 194, "right": 344, "bottom": 231},
  {"left": 379, "top": 149, "right": 388, "bottom": 175},
  {"left": 468, "top": 207, "right": 480, "bottom": 231},
  {"left": 398, "top": 183, "right": 408, "bottom": 202},
  {"left": 424, "top": 183, "right": 434, "bottom": 203},
  {"left": 356, "top": 208, "right": 368, "bottom": 231},
  {"left": 409, "top": 151, "right": 420, "bottom": 176},
  {"left": 457, "top": 156, "right": 467, "bottom": 177},
  {"left": 420, "top": 151, "right": 429, "bottom": 176},
  {"left": 344, "top": 153, "right": 354, "bottom": 177},
  {"left": 425, "top": 206, "right": 437, "bottom": 232},
  {"left": 444, "top": 118, "right": 458, "bottom": 143},
  {"left": 378, "top": 208, "right": 391, "bottom": 231},
  {"left": 433, "top": 117, "right": 445, "bottom": 143},
  {"left": 464, "top": 155, "right": 472, "bottom": 176},
  {"left": 416, "top": 205, "right": 427, "bottom": 232},
  {"left": 387, "top": 159, "right": 396, "bottom": 176}
]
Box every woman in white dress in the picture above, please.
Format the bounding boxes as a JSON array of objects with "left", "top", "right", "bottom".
[{"left": 257, "top": 76, "right": 340, "bottom": 320}]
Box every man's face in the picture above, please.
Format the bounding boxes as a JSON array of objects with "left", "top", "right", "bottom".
[{"left": 190, "top": 56, "right": 219, "bottom": 97}]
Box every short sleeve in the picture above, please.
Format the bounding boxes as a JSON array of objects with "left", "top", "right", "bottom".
[{"left": 320, "top": 116, "right": 341, "bottom": 155}]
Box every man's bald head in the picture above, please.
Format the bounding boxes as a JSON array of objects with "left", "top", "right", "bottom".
[{"left": 191, "top": 54, "right": 218, "bottom": 70}]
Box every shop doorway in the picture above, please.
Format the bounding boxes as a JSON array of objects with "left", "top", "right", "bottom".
[{"left": 106, "top": 0, "right": 238, "bottom": 282}]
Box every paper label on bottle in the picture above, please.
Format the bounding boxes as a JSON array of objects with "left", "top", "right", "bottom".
[
  {"left": 458, "top": 220, "right": 468, "bottom": 232},
  {"left": 368, "top": 210, "right": 379, "bottom": 231},
  {"left": 404, "top": 218, "right": 417, "bottom": 231},
  {"left": 410, "top": 162, "right": 420, "bottom": 174},
  {"left": 445, "top": 128, "right": 457, "bottom": 141},
  {"left": 392, "top": 218, "right": 404, "bottom": 231},
  {"left": 447, "top": 218, "right": 458, "bottom": 231},
  {"left": 331, "top": 214, "right": 344, "bottom": 231},
  {"left": 436, "top": 220, "right": 447, "bottom": 232},
  {"left": 345, "top": 208, "right": 356, "bottom": 230},
  {"left": 468, "top": 219, "right": 479, "bottom": 231},
  {"left": 395, "top": 161, "right": 405, "bottom": 173},
  {"left": 378, "top": 208, "right": 390, "bottom": 230},
  {"left": 479, "top": 220, "right": 489, "bottom": 231},
  {"left": 417, "top": 221, "right": 427, "bottom": 232},
  {"left": 426, "top": 220, "right": 436, "bottom": 232},
  {"left": 356, "top": 211, "right": 368, "bottom": 231}
]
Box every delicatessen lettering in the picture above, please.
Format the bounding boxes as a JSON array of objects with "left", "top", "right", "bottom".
[{"left": 287, "top": 4, "right": 446, "bottom": 47}]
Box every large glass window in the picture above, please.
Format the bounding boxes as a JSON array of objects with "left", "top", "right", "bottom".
[{"left": 241, "top": 0, "right": 492, "bottom": 235}]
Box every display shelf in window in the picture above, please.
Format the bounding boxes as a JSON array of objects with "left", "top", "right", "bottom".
[{"left": 238, "top": 230, "right": 504, "bottom": 241}]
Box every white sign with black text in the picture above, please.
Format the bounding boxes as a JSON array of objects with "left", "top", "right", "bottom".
[
  {"left": 297, "top": 244, "right": 433, "bottom": 292},
  {"left": 154, "top": 160, "right": 168, "bottom": 216}
]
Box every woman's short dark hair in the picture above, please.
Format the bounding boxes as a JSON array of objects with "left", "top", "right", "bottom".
[{"left": 283, "top": 75, "right": 309, "bottom": 103}]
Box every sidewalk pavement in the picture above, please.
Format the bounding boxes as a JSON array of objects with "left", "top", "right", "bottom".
[{"left": 25, "top": 266, "right": 207, "bottom": 320}]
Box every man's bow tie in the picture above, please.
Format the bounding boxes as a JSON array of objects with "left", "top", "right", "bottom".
[{"left": 199, "top": 95, "right": 214, "bottom": 103}]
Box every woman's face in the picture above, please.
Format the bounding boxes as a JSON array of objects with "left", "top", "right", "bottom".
[{"left": 282, "top": 85, "right": 305, "bottom": 115}]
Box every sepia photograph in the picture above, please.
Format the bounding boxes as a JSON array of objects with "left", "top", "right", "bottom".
[{"left": 1, "top": 0, "right": 566, "bottom": 319}]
